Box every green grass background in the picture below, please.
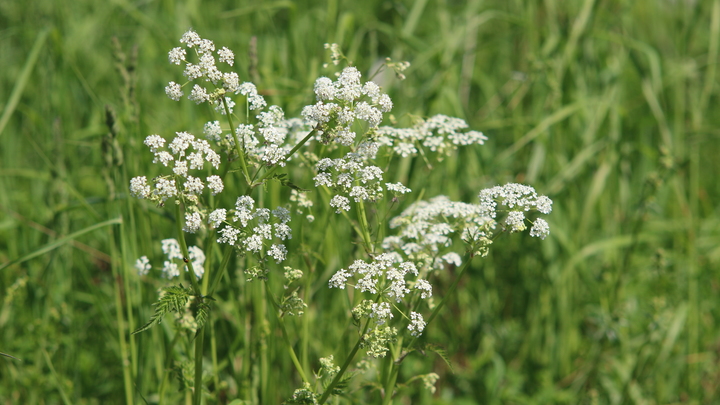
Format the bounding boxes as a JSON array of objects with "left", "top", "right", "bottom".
[{"left": 1, "top": 0, "right": 720, "bottom": 403}]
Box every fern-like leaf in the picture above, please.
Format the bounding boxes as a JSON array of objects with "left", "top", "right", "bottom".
[
  {"left": 132, "top": 285, "right": 193, "bottom": 335},
  {"left": 423, "top": 343, "right": 455, "bottom": 373}
]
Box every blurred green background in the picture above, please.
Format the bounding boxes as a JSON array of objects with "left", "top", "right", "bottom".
[{"left": 1, "top": 0, "right": 720, "bottom": 403}]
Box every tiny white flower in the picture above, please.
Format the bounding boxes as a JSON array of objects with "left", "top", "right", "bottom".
[
  {"left": 385, "top": 182, "right": 411, "bottom": 194},
  {"left": 214, "top": 97, "right": 235, "bottom": 115},
  {"left": 161, "top": 239, "right": 182, "bottom": 260},
  {"left": 329, "top": 195, "right": 351, "bottom": 214},
  {"left": 329, "top": 269, "right": 351, "bottom": 289},
  {"left": 134, "top": 256, "right": 151, "bottom": 276},
  {"left": 370, "top": 302, "right": 393, "bottom": 325},
  {"left": 129, "top": 176, "right": 151, "bottom": 199},
  {"left": 206, "top": 175, "right": 224, "bottom": 195},
  {"left": 183, "top": 63, "right": 203, "bottom": 80},
  {"left": 203, "top": 120, "right": 222, "bottom": 141},
  {"left": 415, "top": 279, "right": 432, "bottom": 299},
  {"left": 154, "top": 151, "right": 174, "bottom": 167},
  {"left": 180, "top": 30, "right": 202, "bottom": 48},
  {"left": 183, "top": 212, "right": 203, "bottom": 233},
  {"left": 268, "top": 244, "right": 288, "bottom": 263},
  {"left": 168, "top": 47, "right": 186, "bottom": 65},
  {"left": 314, "top": 77, "right": 336, "bottom": 100},
  {"left": 187, "top": 245, "right": 205, "bottom": 278},
  {"left": 208, "top": 208, "right": 227, "bottom": 228},
  {"left": 218, "top": 226, "right": 241, "bottom": 245},
  {"left": 184, "top": 176, "right": 204, "bottom": 194},
  {"left": 173, "top": 160, "right": 188, "bottom": 177},
  {"left": 217, "top": 46, "right": 234, "bottom": 65},
  {"left": 408, "top": 312, "right": 426, "bottom": 337},
  {"left": 165, "top": 81, "right": 183, "bottom": 101},
  {"left": 505, "top": 211, "right": 526, "bottom": 232},
  {"left": 530, "top": 218, "right": 550, "bottom": 240},
  {"left": 162, "top": 261, "right": 180, "bottom": 278},
  {"left": 144, "top": 134, "right": 166, "bottom": 152},
  {"left": 189, "top": 84, "right": 210, "bottom": 104}
]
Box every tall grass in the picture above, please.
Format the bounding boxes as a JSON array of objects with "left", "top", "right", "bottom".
[{"left": 1, "top": 0, "right": 719, "bottom": 403}]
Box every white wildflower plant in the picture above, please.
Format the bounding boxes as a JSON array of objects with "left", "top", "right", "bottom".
[{"left": 127, "top": 30, "right": 553, "bottom": 404}]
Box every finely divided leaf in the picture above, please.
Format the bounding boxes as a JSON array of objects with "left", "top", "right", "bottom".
[{"left": 132, "top": 285, "right": 193, "bottom": 335}]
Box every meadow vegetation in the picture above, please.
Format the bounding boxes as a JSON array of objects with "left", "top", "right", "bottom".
[{"left": 1, "top": 0, "right": 719, "bottom": 404}]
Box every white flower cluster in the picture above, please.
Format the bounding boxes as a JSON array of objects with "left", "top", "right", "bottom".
[
  {"left": 203, "top": 116, "right": 313, "bottom": 169},
  {"left": 213, "top": 196, "right": 292, "bottom": 264},
  {"left": 376, "top": 114, "right": 488, "bottom": 158},
  {"left": 385, "top": 195, "right": 492, "bottom": 263},
  {"left": 329, "top": 253, "right": 429, "bottom": 340},
  {"left": 129, "top": 132, "right": 223, "bottom": 206},
  {"left": 164, "top": 29, "right": 267, "bottom": 114},
  {"left": 289, "top": 189, "right": 315, "bottom": 222},
  {"left": 250, "top": 105, "right": 295, "bottom": 166},
  {"left": 478, "top": 183, "right": 553, "bottom": 239},
  {"left": 302, "top": 66, "right": 393, "bottom": 146},
  {"left": 385, "top": 184, "right": 553, "bottom": 261},
  {"left": 133, "top": 239, "right": 205, "bottom": 279},
  {"left": 134, "top": 256, "right": 151, "bottom": 276},
  {"left": 314, "top": 152, "right": 409, "bottom": 213},
  {"left": 329, "top": 253, "right": 430, "bottom": 300}
]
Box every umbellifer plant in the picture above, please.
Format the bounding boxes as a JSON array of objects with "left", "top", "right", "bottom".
[{"left": 128, "top": 30, "right": 552, "bottom": 404}]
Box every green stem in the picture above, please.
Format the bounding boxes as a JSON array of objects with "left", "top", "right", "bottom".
[
  {"left": 356, "top": 199, "right": 374, "bottom": 254},
  {"left": 208, "top": 245, "right": 233, "bottom": 297},
  {"left": 251, "top": 128, "right": 318, "bottom": 188},
  {"left": 318, "top": 319, "right": 373, "bottom": 405},
  {"left": 380, "top": 252, "right": 476, "bottom": 405},
  {"left": 174, "top": 204, "right": 202, "bottom": 295},
  {"left": 224, "top": 97, "right": 251, "bottom": 185},
  {"left": 210, "top": 315, "right": 219, "bottom": 398},
  {"left": 263, "top": 281, "right": 310, "bottom": 384},
  {"left": 158, "top": 330, "right": 182, "bottom": 405},
  {"left": 110, "top": 234, "right": 134, "bottom": 405},
  {"left": 380, "top": 339, "right": 402, "bottom": 405},
  {"left": 173, "top": 203, "right": 204, "bottom": 405},
  {"left": 193, "top": 327, "right": 205, "bottom": 405},
  {"left": 422, "top": 252, "right": 474, "bottom": 337}
]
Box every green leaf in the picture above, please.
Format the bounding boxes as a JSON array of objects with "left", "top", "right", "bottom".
[
  {"left": 194, "top": 302, "right": 211, "bottom": 333},
  {"left": 132, "top": 285, "right": 193, "bottom": 335},
  {"left": 269, "top": 173, "right": 309, "bottom": 192},
  {"left": 423, "top": 343, "right": 455, "bottom": 374}
]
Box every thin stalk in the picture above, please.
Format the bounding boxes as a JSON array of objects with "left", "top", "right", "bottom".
[
  {"left": 356, "top": 199, "right": 374, "bottom": 253},
  {"left": 110, "top": 231, "right": 134, "bottom": 405},
  {"left": 251, "top": 128, "right": 318, "bottom": 187},
  {"left": 119, "top": 219, "right": 139, "bottom": 383},
  {"left": 193, "top": 327, "right": 205, "bottom": 405},
  {"left": 173, "top": 204, "right": 202, "bottom": 295},
  {"left": 380, "top": 336, "right": 403, "bottom": 405},
  {"left": 380, "top": 252, "right": 476, "bottom": 405},
  {"left": 210, "top": 315, "right": 219, "bottom": 397},
  {"left": 158, "top": 329, "right": 182, "bottom": 404},
  {"left": 417, "top": 253, "right": 474, "bottom": 346},
  {"left": 224, "top": 97, "right": 251, "bottom": 184},
  {"left": 263, "top": 282, "right": 310, "bottom": 384},
  {"left": 318, "top": 319, "right": 374, "bottom": 405},
  {"left": 173, "top": 203, "right": 204, "bottom": 405},
  {"left": 208, "top": 246, "right": 233, "bottom": 297}
]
